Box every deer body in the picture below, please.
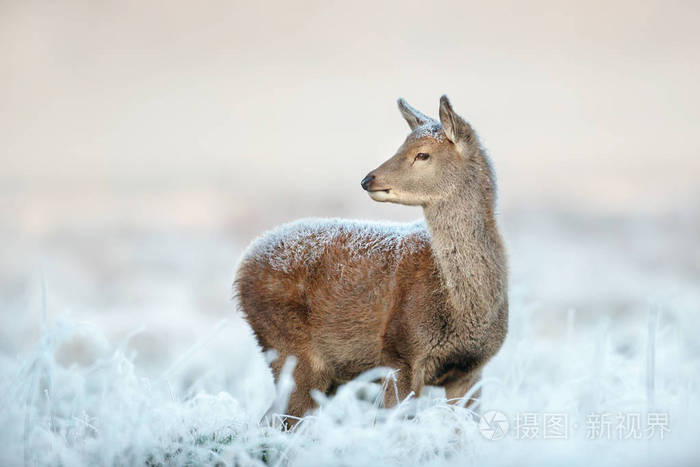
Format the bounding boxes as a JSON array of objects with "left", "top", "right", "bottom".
[{"left": 235, "top": 96, "right": 508, "bottom": 420}]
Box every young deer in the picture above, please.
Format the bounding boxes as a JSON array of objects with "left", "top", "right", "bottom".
[{"left": 235, "top": 95, "right": 508, "bottom": 421}]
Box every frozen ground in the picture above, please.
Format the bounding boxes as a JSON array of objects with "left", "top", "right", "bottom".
[{"left": 1, "top": 198, "right": 699, "bottom": 466}]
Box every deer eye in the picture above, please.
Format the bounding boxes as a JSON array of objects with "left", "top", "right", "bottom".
[{"left": 414, "top": 153, "right": 430, "bottom": 161}]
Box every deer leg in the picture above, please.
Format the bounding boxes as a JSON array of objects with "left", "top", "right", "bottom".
[
  {"left": 444, "top": 370, "right": 482, "bottom": 411},
  {"left": 268, "top": 353, "right": 331, "bottom": 426},
  {"left": 383, "top": 362, "right": 424, "bottom": 408}
]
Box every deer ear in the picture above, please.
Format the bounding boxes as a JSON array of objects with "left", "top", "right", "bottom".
[
  {"left": 439, "top": 95, "right": 459, "bottom": 142},
  {"left": 397, "top": 98, "right": 433, "bottom": 130},
  {"left": 439, "top": 95, "right": 477, "bottom": 153}
]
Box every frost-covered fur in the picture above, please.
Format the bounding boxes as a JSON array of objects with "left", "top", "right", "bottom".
[{"left": 235, "top": 96, "right": 507, "bottom": 421}]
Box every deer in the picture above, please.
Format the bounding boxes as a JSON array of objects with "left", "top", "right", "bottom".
[{"left": 234, "top": 95, "right": 508, "bottom": 424}]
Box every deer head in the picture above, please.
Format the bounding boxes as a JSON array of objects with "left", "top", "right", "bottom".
[{"left": 361, "top": 95, "right": 486, "bottom": 207}]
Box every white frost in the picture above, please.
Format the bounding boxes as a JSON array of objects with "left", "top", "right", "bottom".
[
  {"left": 242, "top": 217, "right": 430, "bottom": 273},
  {"left": 411, "top": 123, "right": 446, "bottom": 143}
]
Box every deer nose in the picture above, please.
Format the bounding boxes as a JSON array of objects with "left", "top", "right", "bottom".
[{"left": 361, "top": 174, "right": 375, "bottom": 191}]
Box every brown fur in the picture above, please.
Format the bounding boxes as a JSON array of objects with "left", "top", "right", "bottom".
[{"left": 234, "top": 95, "right": 508, "bottom": 421}]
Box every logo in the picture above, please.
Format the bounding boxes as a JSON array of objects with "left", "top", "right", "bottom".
[{"left": 478, "top": 410, "right": 509, "bottom": 440}]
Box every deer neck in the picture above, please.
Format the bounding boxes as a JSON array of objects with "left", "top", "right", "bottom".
[{"left": 422, "top": 168, "right": 505, "bottom": 333}]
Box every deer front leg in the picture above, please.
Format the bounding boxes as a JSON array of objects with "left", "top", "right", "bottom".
[{"left": 444, "top": 369, "right": 482, "bottom": 411}]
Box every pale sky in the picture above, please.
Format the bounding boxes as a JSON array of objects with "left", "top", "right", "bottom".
[{"left": 2, "top": 0, "right": 699, "bottom": 217}]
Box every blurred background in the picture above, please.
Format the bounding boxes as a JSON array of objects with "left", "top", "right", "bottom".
[{"left": 1, "top": 0, "right": 699, "bottom": 373}]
